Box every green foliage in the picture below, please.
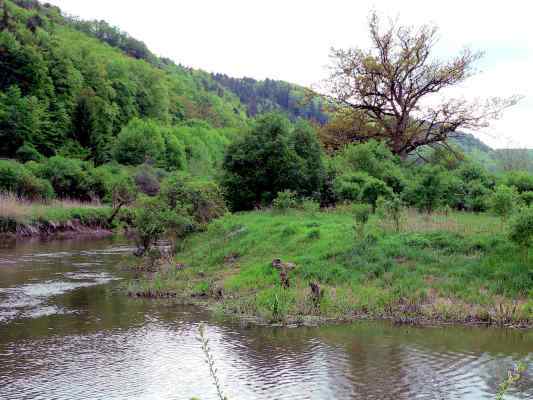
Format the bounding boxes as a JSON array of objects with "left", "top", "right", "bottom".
[
  {"left": 335, "top": 140, "right": 405, "bottom": 192},
  {"left": 352, "top": 203, "right": 372, "bottom": 225},
  {"left": 505, "top": 171, "right": 533, "bottom": 194},
  {"left": 359, "top": 177, "right": 393, "bottom": 210},
  {"left": 405, "top": 165, "right": 446, "bottom": 214},
  {"left": 132, "top": 196, "right": 174, "bottom": 253},
  {"left": 222, "top": 113, "right": 324, "bottom": 210},
  {"left": 378, "top": 196, "right": 405, "bottom": 232},
  {"left": 521, "top": 191, "right": 533, "bottom": 207},
  {"left": 160, "top": 172, "right": 227, "bottom": 227},
  {"left": 508, "top": 207, "right": 533, "bottom": 254},
  {"left": 272, "top": 190, "right": 298, "bottom": 213},
  {"left": 0, "top": 0, "right": 247, "bottom": 165},
  {"left": 35, "top": 156, "right": 95, "bottom": 199},
  {"left": 490, "top": 185, "right": 518, "bottom": 221},
  {"left": 16, "top": 143, "right": 43, "bottom": 162},
  {"left": 113, "top": 119, "right": 166, "bottom": 166},
  {"left": 212, "top": 73, "right": 328, "bottom": 123},
  {"left": 333, "top": 172, "right": 369, "bottom": 202},
  {"left": 0, "top": 159, "right": 54, "bottom": 200}
]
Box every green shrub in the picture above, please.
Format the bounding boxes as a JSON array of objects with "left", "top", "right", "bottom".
[
  {"left": 160, "top": 173, "right": 227, "bottom": 226},
  {"left": 36, "top": 156, "right": 95, "bottom": 199},
  {"left": 521, "top": 191, "right": 533, "bottom": 207},
  {"left": 378, "top": 196, "right": 405, "bottom": 232},
  {"left": 333, "top": 172, "right": 369, "bottom": 202},
  {"left": 0, "top": 160, "right": 54, "bottom": 200},
  {"left": 352, "top": 203, "right": 372, "bottom": 237},
  {"left": 505, "top": 171, "right": 533, "bottom": 194},
  {"left": 508, "top": 207, "right": 533, "bottom": 259},
  {"left": 359, "top": 177, "right": 393, "bottom": 211},
  {"left": 490, "top": 185, "right": 518, "bottom": 222},
  {"left": 272, "top": 190, "right": 298, "bottom": 212},
  {"left": 131, "top": 196, "right": 186, "bottom": 254},
  {"left": 16, "top": 143, "right": 43, "bottom": 162},
  {"left": 222, "top": 113, "right": 324, "bottom": 211},
  {"left": 335, "top": 140, "right": 404, "bottom": 192},
  {"left": 405, "top": 165, "right": 446, "bottom": 214},
  {"left": 113, "top": 118, "right": 166, "bottom": 166}
]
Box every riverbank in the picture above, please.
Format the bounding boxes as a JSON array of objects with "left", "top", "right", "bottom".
[
  {"left": 0, "top": 194, "right": 114, "bottom": 239},
  {"left": 127, "top": 208, "right": 533, "bottom": 328}
]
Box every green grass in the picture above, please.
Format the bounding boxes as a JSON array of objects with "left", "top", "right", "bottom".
[{"left": 130, "top": 207, "right": 533, "bottom": 326}]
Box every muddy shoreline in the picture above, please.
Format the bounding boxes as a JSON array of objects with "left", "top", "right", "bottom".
[
  {"left": 0, "top": 219, "right": 114, "bottom": 240},
  {"left": 126, "top": 289, "right": 533, "bottom": 330}
]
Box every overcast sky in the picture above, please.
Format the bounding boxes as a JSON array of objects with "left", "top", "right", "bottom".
[{"left": 48, "top": 0, "right": 533, "bottom": 148}]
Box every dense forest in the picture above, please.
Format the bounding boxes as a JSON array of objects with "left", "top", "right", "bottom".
[{"left": 211, "top": 74, "right": 328, "bottom": 123}]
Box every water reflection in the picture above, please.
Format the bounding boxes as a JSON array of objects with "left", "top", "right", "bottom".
[{"left": 0, "top": 238, "right": 532, "bottom": 399}]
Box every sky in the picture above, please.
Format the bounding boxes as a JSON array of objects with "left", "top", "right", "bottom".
[{"left": 47, "top": 0, "right": 533, "bottom": 148}]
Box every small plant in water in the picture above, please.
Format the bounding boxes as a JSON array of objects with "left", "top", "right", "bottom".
[
  {"left": 197, "top": 324, "right": 228, "bottom": 400},
  {"left": 496, "top": 361, "right": 527, "bottom": 400}
]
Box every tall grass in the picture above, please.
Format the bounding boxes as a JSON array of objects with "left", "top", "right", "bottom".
[{"left": 0, "top": 192, "right": 110, "bottom": 229}]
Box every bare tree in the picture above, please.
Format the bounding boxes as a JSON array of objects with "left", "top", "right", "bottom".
[{"left": 322, "top": 12, "right": 521, "bottom": 159}]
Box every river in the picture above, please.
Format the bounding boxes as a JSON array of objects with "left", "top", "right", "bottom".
[{"left": 0, "top": 237, "right": 532, "bottom": 400}]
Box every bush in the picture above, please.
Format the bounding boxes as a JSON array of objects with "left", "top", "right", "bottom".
[
  {"left": 272, "top": 190, "right": 298, "bottom": 212},
  {"left": 160, "top": 173, "right": 227, "bottom": 226},
  {"left": 221, "top": 113, "right": 324, "bottom": 211},
  {"left": 36, "top": 156, "right": 95, "bottom": 199},
  {"left": 16, "top": 143, "right": 43, "bottom": 162},
  {"left": 505, "top": 171, "right": 533, "bottom": 194},
  {"left": 134, "top": 165, "right": 161, "bottom": 196},
  {"left": 521, "top": 191, "right": 533, "bottom": 207},
  {"left": 132, "top": 197, "right": 172, "bottom": 254},
  {"left": 508, "top": 207, "right": 533, "bottom": 259},
  {"left": 359, "top": 177, "right": 393, "bottom": 211},
  {"left": 377, "top": 196, "right": 405, "bottom": 232},
  {"left": 113, "top": 118, "right": 166, "bottom": 166},
  {"left": 333, "top": 172, "right": 369, "bottom": 203},
  {"left": 352, "top": 203, "right": 372, "bottom": 237},
  {"left": 0, "top": 160, "right": 54, "bottom": 200},
  {"left": 334, "top": 140, "right": 405, "bottom": 193},
  {"left": 490, "top": 185, "right": 518, "bottom": 222},
  {"left": 405, "top": 165, "right": 446, "bottom": 214}
]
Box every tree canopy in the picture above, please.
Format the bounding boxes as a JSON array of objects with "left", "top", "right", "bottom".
[{"left": 322, "top": 12, "right": 520, "bottom": 159}]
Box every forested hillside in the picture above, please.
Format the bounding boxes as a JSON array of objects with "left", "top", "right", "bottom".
[
  {"left": 0, "top": 0, "right": 248, "bottom": 165},
  {"left": 211, "top": 74, "right": 329, "bottom": 124}
]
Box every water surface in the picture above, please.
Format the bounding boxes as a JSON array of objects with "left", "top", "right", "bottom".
[{"left": 0, "top": 238, "right": 532, "bottom": 399}]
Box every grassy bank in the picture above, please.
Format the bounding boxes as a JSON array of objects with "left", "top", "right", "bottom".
[
  {"left": 0, "top": 193, "right": 113, "bottom": 237},
  {"left": 128, "top": 207, "right": 533, "bottom": 327}
]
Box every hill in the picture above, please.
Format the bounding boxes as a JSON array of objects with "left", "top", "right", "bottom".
[
  {"left": 0, "top": 0, "right": 248, "bottom": 164},
  {"left": 211, "top": 74, "right": 329, "bottom": 124}
]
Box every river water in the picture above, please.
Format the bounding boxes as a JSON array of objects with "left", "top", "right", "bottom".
[{"left": 0, "top": 237, "right": 532, "bottom": 400}]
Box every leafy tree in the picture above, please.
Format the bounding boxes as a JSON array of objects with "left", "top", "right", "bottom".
[
  {"left": 324, "top": 11, "right": 519, "bottom": 158},
  {"left": 290, "top": 120, "right": 326, "bottom": 197},
  {"left": 405, "top": 165, "right": 446, "bottom": 214},
  {"left": 490, "top": 185, "right": 518, "bottom": 223},
  {"left": 113, "top": 118, "right": 165, "bottom": 165},
  {"left": 222, "top": 113, "right": 322, "bottom": 210}
]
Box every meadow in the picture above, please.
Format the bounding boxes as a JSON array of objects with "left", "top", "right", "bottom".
[{"left": 128, "top": 206, "right": 533, "bottom": 327}]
